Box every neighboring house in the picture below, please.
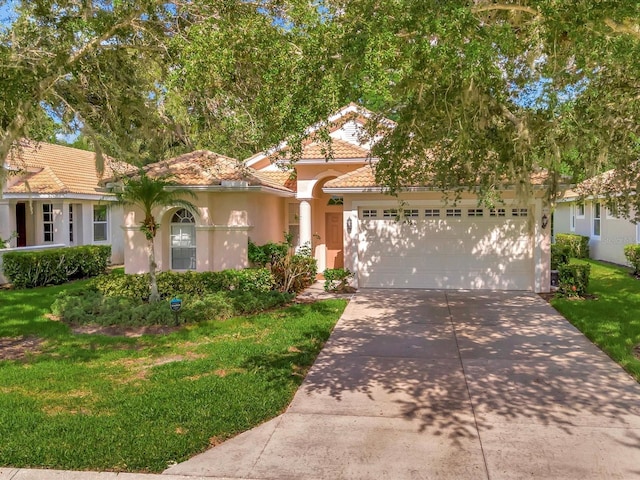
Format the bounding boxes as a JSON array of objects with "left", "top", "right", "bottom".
[
  {"left": 120, "top": 104, "right": 552, "bottom": 292},
  {"left": 0, "top": 140, "right": 129, "bottom": 264},
  {"left": 554, "top": 170, "right": 640, "bottom": 266}
]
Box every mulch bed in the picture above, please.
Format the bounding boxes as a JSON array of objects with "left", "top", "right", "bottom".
[{"left": 0, "top": 336, "right": 45, "bottom": 361}]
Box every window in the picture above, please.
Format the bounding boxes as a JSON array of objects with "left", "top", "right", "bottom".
[
  {"left": 490, "top": 208, "right": 506, "bottom": 217},
  {"left": 424, "top": 209, "right": 440, "bottom": 218},
  {"left": 362, "top": 209, "right": 378, "bottom": 218},
  {"left": 446, "top": 208, "right": 462, "bottom": 217},
  {"left": 93, "top": 205, "right": 108, "bottom": 241},
  {"left": 403, "top": 209, "right": 419, "bottom": 218},
  {"left": 383, "top": 209, "right": 398, "bottom": 219},
  {"left": 576, "top": 203, "right": 585, "bottom": 218},
  {"left": 43, "top": 203, "right": 54, "bottom": 242},
  {"left": 327, "top": 196, "right": 343, "bottom": 206},
  {"left": 512, "top": 208, "right": 528, "bottom": 217},
  {"left": 69, "top": 204, "right": 74, "bottom": 242},
  {"left": 593, "top": 202, "right": 601, "bottom": 237},
  {"left": 606, "top": 201, "right": 618, "bottom": 219},
  {"left": 288, "top": 203, "right": 300, "bottom": 247},
  {"left": 171, "top": 209, "right": 196, "bottom": 270},
  {"left": 467, "top": 208, "right": 484, "bottom": 217},
  {"left": 570, "top": 204, "right": 576, "bottom": 231}
]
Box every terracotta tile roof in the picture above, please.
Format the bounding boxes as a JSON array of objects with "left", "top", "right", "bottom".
[
  {"left": 253, "top": 170, "right": 297, "bottom": 192},
  {"left": 324, "top": 164, "right": 378, "bottom": 188},
  {"left": 299, "top": 138, "right": 369, "bottom": 160},
  {"left": 141, "top": 150, "right": 294, "bottom": 193},
  {"left": 5, "top": 140, "right": 132, "bottom": 196}
]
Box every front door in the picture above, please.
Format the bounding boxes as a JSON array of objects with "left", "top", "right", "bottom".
[
  {"left": 15, "top": 203, "right": 26, "bottom": 247},
  {"left": 325, "top": 212, "right": 344, "bottom": 269}
]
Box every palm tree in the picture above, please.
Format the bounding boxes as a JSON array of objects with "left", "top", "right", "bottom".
[{"left": 113, "top": 170, "right": 197, "bottom": 302}]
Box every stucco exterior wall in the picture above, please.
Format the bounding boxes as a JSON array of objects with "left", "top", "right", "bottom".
[
  {"left": 555, "top": 199, "right": 638, "bottom": 266},
  {"left": 122, "top": 190, "right": 286, "bottom": 274}
]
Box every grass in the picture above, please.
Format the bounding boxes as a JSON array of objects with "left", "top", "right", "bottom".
[
  {"left": 0, "top": 279, "right": 347, "bottom": 473},
  {"left": 552, "top": 259, "right": 640, "bottom": 382}
]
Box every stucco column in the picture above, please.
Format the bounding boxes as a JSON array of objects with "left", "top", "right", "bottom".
[
  {"left": 299, "top": 199, "right": 312, "bottom": 248},
  {"left": 0, "top": 200, "right": 12, "bottom": 246}
]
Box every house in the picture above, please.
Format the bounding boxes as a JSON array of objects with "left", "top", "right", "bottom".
[
  {"left": 120, "top": 104, "right": 552, "bottom": 293},
  {"left": 554, "top": 170, "right": 640, "bottom": 266},
  {"left": 0, "top": 140, "right": 129, "bottom": 265}
]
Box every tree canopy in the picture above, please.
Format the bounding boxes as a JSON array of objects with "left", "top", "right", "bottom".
[{"left": 2, "top": 1, "right": 640, "bottom": 215}]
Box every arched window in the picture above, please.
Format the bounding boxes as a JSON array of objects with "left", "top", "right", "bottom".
[{"left": 170, "top": 209, "right": 196, "bottom": 270}]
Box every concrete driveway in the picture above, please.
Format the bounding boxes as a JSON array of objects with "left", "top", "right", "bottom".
[{"left": 165, "top": 290, "right": 640, "bottom": 480}]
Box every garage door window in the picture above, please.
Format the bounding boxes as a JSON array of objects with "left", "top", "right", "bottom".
[
  {"left": 383, "top": 209, "right": 398, "bottom": 219},
  {"left": 446, "top": 209, "right": 462, "bottom": 217},
  {"left": 362, "top": 209, "right": 378, "bottom": 219},
  {"left": 403, "top": 209, "right": 419, "bottom": 218},
  {"left": 424, "top": 209, "right": 440, "bottom": 217},
  {"left": 512, "top": 208, "right": 528, "bottom": 217},
  {"left": 468, "top": 208, "right": 484, "bottom": 217}
]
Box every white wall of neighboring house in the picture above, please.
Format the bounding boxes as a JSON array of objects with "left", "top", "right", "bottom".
[{"left": 554, "top": 200, "right": 638, "bottom": 266}]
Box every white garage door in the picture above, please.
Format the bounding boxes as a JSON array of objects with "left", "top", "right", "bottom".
[{"left": 357, "top": 206, "right": 534, "bottom": 290}]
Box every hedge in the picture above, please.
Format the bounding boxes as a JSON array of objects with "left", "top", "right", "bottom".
[
  {"left": 550, "top": 244, "right": 571, "bottom": 270},
  {"left": 555, "top": 233, "right": 590, "bottom": 259},
  {"left": 2, "top": 245, "right": 111, "bottom": 288},
  {"left": 558, "top": 263, "right": 591, "bottom": 297},
  {"left": 51, "top": 289, "right": 293, "bottom": 326},
  {"left": 92, "top": 268, "right": 275, "bottom": 300},
  {"left": 624, "top": 244, "right": 640, "bottom": 275}
]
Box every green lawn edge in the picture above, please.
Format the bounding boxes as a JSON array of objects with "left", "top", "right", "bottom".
[
  {"left": 551, "top": 259, "right": 640, "bottom": 382},
  {"left": 0, "top": 280, "right": 347, "bottom": 473}
]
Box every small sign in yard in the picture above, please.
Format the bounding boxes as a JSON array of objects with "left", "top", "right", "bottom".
[
  {"left": 170, "top": 298, "right": 182, "bottom": 311},
  {"left": 170, "top": 298, "right": 182, "bottom": 325}
]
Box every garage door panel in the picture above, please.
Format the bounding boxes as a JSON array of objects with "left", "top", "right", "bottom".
[{"left": 357, "top": 218, "right": 533, "bottom": 290}]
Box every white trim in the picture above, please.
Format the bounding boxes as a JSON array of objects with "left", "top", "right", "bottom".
[
  {"left": 592, "top": 202, "right": 601, "bottom": 238},
  {"left": 164, "top": 185, "right": 294, "bottom": 197},
  {"left": 2, "top": 193, "right": 117, "bottom": 201}
]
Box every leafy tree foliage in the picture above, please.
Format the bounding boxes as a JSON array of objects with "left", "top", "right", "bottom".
[{"left": 326, "top": 1, "right": 640, "bottom": 214}]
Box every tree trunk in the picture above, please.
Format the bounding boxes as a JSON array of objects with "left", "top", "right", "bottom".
[{"left": 148, "top": 237, "right": 160, "bottom": 303}]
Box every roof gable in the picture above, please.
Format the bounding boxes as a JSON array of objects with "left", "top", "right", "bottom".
[{"left": 141, "top": 150, "right": 294, "bottom": 193}]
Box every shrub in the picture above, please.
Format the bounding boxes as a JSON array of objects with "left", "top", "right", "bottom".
[
  {"left": 51, "top": 290, "right": 174, "bottom": 326},
  {"left": 3, "top": 245, "right": 111, "bottom": 288},
  {"left": 92, "top": 268, "right": 275, "bottom": 300},
  {"left": 323, "top": 268, "right": 354, "bottom": 292},
  {"left": 555, "top": 233, "right": 590, "bottom": 259},
  {"left": 272, "top": 254, "right": 318, "bottom": 294},
  {"left": 248, "top": 239, "right": 288, "bottom": 267},
  {"left": 550, "top": 244, "right": 571, "bottom": 270},
  {"left": 558, "top": 264, "right": 591, "bottom": 297},
  {"left": 52, "top": 289, "right": 293, "bottom": 326},
  {"left": 624, "top": 244, "right": 640, "bottom": 275}
]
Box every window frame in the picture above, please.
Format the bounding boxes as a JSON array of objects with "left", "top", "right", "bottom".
[
  {"left": 92, "top": 204, "right": 108, "bottom": 242},
  {"left": 592, "top": 202, "right": 601, "bottom": 238},
  {"left": 43, "top": 203, "right": 54, "bottom": 243},
  {"left": 576, "top": 203, "right": 585, "bottom": 219},
  {"left": 170, "top": 209, "right": 196, "bottom": 270}
]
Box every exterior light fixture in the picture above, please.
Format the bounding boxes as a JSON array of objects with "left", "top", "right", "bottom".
[
  {"left": 541, "top": 213, "right": 549, "bottom": 229},
  {"left": 346, "top": 217, "right": 353, "bottom": 234}
]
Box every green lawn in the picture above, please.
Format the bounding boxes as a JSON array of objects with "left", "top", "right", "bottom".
[
  {"left": 0, "top": 279, "right": 347, "bottom": 473},
  {"left": 552, "top": 259, "right": 640, "bottom": 382}
]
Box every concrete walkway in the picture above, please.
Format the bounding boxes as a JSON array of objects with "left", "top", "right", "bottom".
[
  {"left": 3, "top": 290, "right": 640, "bottom": 479},
  {"left": 164, "top": 290, "right": 640, "bottom": 480}
]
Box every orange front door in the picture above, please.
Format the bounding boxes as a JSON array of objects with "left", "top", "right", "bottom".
[{"left": 325, "top": 212, "right": 344, "bottom": 269}]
